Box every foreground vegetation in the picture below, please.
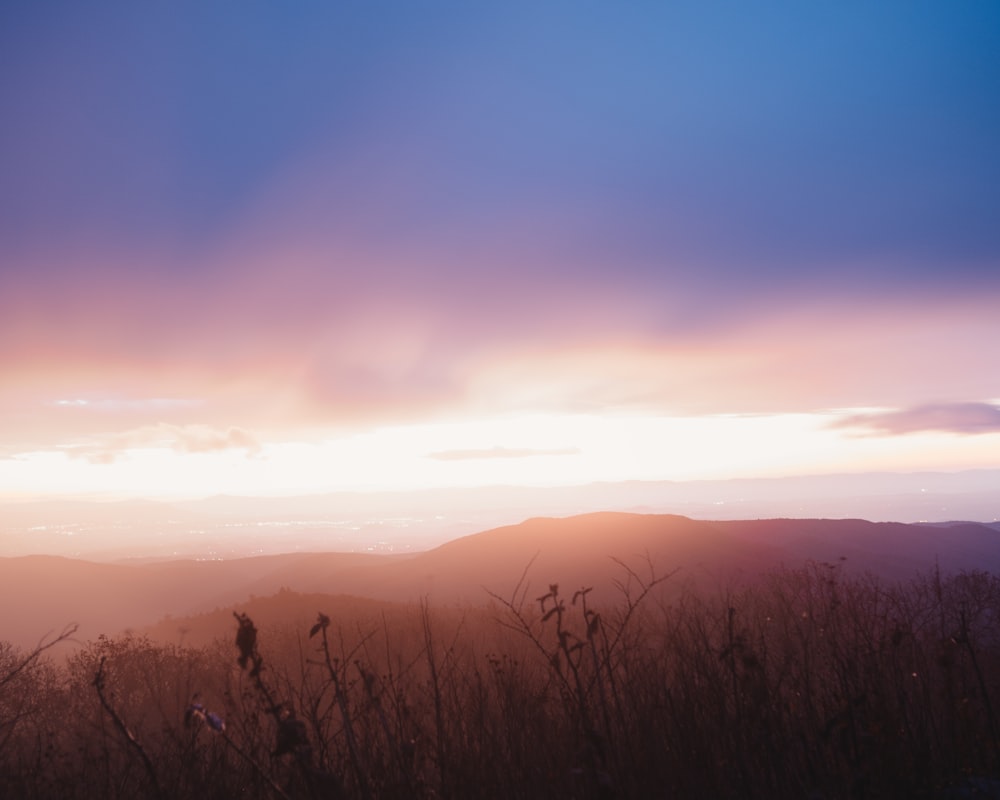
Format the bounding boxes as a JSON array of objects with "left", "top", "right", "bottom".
[{"left": 2, "top": 561, "right": 999, "bottom": 799}]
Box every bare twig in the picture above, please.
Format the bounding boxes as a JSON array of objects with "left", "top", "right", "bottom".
[
  {"left": 0, "top": 623, "right": 78, "bottom": 692},
  {"left": 93, "top": 656, "right": 163, "bottom": 800}
]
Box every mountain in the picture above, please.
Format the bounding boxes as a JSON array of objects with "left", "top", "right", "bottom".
[
  {"left": 1, "top": 513, "right": 997, "bottom": 652},
  {"left": 2, "top": 469, "right": 998, "bottom": 561},
  {"left": 718, "top": 518, "right": 1000, "bottom": 580},
  {"left": 0, "top": 551, "right": 391, "bottom": 652}
]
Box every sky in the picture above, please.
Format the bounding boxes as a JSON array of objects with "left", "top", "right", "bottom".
[{"left": 1, "top": 1, "right": 999, "bottom": 502}]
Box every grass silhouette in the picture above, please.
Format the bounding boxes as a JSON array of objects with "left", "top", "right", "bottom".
[{"left": 1, "top": 561, "right": 999, "bottom": 798}]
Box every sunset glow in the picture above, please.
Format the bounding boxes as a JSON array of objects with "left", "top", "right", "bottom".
[
  {"left": 5, "top": 12, "right": 1000, "bottom": 799},
  {"left": 1, "top": 2, "right": 998, "bottom": 507},
  {"left": 3, "top": 407, "right": 1000, "bottom": 502}
]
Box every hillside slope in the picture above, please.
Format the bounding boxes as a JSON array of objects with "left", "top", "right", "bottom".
[{"left": 2, "top": 513, "right": 997, "bottom": 650}]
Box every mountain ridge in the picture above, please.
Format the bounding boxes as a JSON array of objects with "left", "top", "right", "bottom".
[
  {"left": 3, "top": 469, "right": 998, "bottom": 561},
  {"left": 1, "top": 512, "right": 997, "bottom": 652}
]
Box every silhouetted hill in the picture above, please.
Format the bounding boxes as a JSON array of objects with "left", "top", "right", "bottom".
[
  {"left": 2, "top": 513, "right": 998, "bottom": 651},
  {"left": 718, "top": 517, "right": 1000, "bottom": 579},
  {"left": 0, "top": 551, "right": 389, "bottom": 650},
  {"left": 366, "top": 512, "right": 782, "bottom": 604},
  {"left": 4, "top": 470, "right": 998, "bottom": 561}
]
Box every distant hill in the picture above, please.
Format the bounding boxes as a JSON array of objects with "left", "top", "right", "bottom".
[
  {"left": 0, "top": 551, "right": 391, "bottom": 651},
  {"left": 2, "top": 469, "right": 998, "bottom": 561},
  {"left": 717, "top": 518, "right": 1000, "bottom": 580},
  {"left": 1, "top": 513, "right": 998, "bottom": 651}
]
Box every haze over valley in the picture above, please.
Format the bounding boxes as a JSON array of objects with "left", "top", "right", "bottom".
[
  {"left": 2, "top": 508, "right": 998, "bottom": 654},
  {"left": 3, "top": 469, "right": 998, "bottom": 562}
]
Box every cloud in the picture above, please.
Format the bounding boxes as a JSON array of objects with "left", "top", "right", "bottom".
[
  {"left": 427, "top": 446, "right": 581, "bottom": 461},
  {"left": 172, "top": 425, "right": 261, "bottom": 455},
  {"left": 2, "top": 268, "right": 999, "bottom": 454},
  {"left": 834, "top": 402, "right": 1000, "bottom": 436},
  {"left": 48, "top": 397, "right": 200, "bottom": 413},
  {"left": 65, "top": 424, "right": 262, "bottom": 463}
]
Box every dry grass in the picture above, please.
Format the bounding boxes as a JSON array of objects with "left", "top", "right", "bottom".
[{"left": 1, "top": 562, "right": 999, "bottom": 798}]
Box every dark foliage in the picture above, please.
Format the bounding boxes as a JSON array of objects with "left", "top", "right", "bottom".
[{"left": 1, "top": 563, "right": 999, "bottom": 799}]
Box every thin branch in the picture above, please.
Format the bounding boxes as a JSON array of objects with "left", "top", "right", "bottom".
[
  {"left": 93, "top": 656, "right": 163, "bottom": 800},
  {"left": 0, "top": 623, "right": 78, "bottom": 692}
]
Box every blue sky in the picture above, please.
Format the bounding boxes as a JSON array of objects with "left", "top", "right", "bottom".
[{"left": 4, "top": 2, "right": 998, "bottom": 281}]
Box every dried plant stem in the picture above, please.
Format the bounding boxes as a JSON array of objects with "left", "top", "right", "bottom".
[{"left": 93, "top": 656, "right": 163, "bottom": 800}]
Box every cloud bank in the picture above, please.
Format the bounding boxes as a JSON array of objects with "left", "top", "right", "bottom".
[
  {"left": 835, "top": 403, "right": 1000, "bottom": 436},
  {"left": 65, "top": 424, "right": 262, "bottom": 464}
]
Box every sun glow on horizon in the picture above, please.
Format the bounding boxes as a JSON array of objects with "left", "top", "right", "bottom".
[{"left": 3, "top": 410, "right": 999, "bottom": 502}]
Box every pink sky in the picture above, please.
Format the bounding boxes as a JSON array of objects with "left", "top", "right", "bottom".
[{"left": 1, "top": 2, "right": 999, "bottom": 501}]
